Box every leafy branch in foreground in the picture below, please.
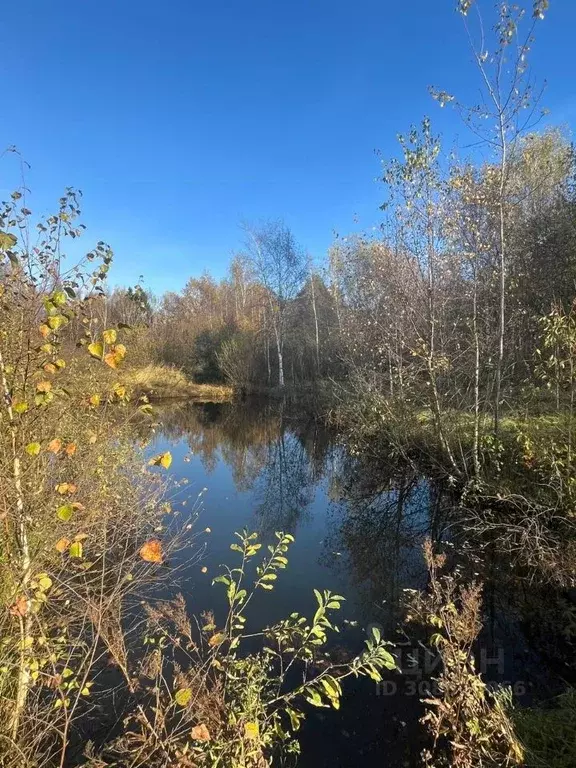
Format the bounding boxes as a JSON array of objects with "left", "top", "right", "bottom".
[{"left": 97, "top": 529, "right": 397, "bottom": 767}]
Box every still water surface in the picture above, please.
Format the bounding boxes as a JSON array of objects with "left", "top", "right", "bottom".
[
  {"left": 139, "top": 399, "right": 570, "bottom": 766},
  {"left": 148, "top": 399, "right": 449, "bottom": 766}
]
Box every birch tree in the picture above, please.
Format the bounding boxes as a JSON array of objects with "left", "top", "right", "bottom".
[{"left": 243, "top": 221, "right": 307, "bottom": 388}]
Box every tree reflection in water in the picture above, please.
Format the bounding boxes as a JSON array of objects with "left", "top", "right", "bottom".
[{"left": 156, "top": 399, "right": 452, "bottom": 626}]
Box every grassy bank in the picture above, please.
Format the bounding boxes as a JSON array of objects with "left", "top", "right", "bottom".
[{"left": 123, "top": 364, "right": 233, "bottom": 402}]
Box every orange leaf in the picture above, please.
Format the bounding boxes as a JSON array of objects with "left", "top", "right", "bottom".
[
  {"left": 190, "top": 724, "right": 211, "bottom": 742},
  {"left": 65, "top": 443, "right": 77, "bottom": 456},
  {"left": 139, "top": 539, "right": 163, "bottom": 563},
  {"left": 10, "top": 595, "right": 28, "bottom": 617},
  {"left": 36, "top": 380, "right": 52, "bottom": 393},
  {"left": 56, "top": 482, "right": 77, "bottom": 495},
  {"left": 39, "top": 324, "right": 51, "bottom": 338},
  {"left": 55, "top": 537, "right": 71, "bottom": 553},
  {"left": 48, "top": 438, "right": 62, "bottom": 454}
]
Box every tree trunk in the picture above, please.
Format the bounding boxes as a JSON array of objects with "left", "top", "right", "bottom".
[
  {"left": 0, "top": 346, "right": 32, "bottom": 741},
  {"left": 472, "top": 272, "right": 481, "bottom": 478},
  {"left": 309, "top": 273, "right": 321, "bottom": 376},
  {"left": 494, "top": 120, "right": 507, "bottom": 436}
]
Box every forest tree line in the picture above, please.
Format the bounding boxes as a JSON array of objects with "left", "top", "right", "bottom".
[{"left": 107, "top": 126, "right": 576, "bottom": 445}]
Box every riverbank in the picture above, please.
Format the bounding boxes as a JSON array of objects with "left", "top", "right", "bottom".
[{"left": 123, "top": 364, "right": 233, "bottom": 402}]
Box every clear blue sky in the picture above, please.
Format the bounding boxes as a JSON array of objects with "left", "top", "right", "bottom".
[{"left": 1, "top": 0, "right": 575, "bottom": 294}]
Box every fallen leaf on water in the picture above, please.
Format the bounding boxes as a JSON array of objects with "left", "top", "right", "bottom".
[
  {"left": 139, "top": 539, "right": 163, "bottom": 563},
  {"left": 148, "top": 452, "right": 172, "bottom": 470}
]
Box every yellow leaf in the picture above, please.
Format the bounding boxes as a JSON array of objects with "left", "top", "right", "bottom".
[
  {"left": 12, "top": 401, "right": 28, "bottom": 414},
  {"left": 208, "top": 632, "right": 226, "bottom": 647},
  {"left": 174, "top": 688, "right": 192, "bottom": 707},
  {"left": 87, "top": 342, "right": 103, "bottom": 360},
  {"left": 244, "top": 721, "right": 259, "bottom": 740},
  {"left": 149, "top": 452, "right": 172, "bottom": 469},
  {"left": 89, "top": 393, "right": 101, "bottom": 407},
  {"left": 103, "top": 328, "right": 117, "bottom": 345},
  {"left": 26, "top": 442, "right": 41, "bottom": 456},
  {"left": 47, "top": 314, "right": 67, "bottom": 331},
  {"left": 56, "top": 483, "right": 77, "bottom": 495}
]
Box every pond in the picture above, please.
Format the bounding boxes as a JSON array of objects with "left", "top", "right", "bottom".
[{"left": 147, "top": 399, "right": 564, "bottom": 767}]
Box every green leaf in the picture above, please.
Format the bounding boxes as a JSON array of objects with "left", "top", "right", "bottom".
[
  {"left": 286, "top": 707, "right": 301, "bottom": 731},
  {"left": 0, "top": 231, "right": 17, "bottom": 251},
  {"left": 52, "top": 290, "right": 67, "bottom": 307},
  {"left": 212, "top": 575, "right": 231, "bottom": 586},
  {"left": 69, "top": 541, "right": 83, "bottom": 558},
  {"left": 56, "top": 504, "right": 74, "bottom": 522},
  {"left": 37, "top": 575, "right": 53, "bottom": 591},
  {"left": 47, "top": 314, "right": 68, "bottom": 331},
  {"left": 305, "top": 688, "right": 324, "bottom": 707},
  {"left": 174, "top": 688, "right": 192, "bottom": 707},
  {"left": 370, "top": 626, "right": 381, "bottom": 644}
]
